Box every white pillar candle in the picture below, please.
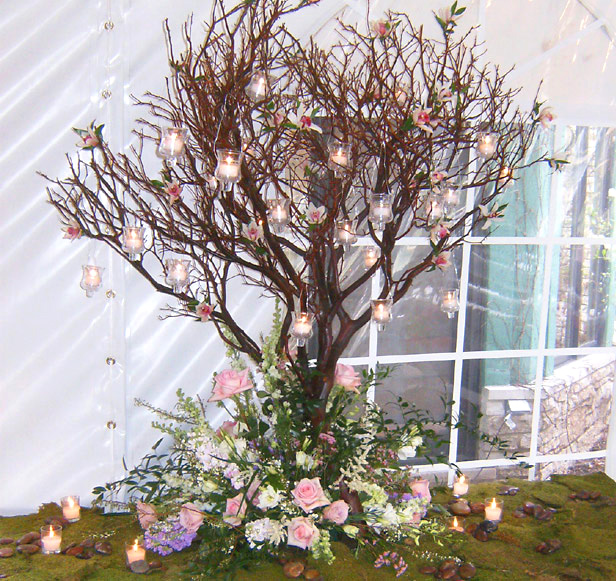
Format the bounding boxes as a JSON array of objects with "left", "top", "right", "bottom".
[
  {"left": 61, "top": 496, "right": 81, "bottom": 522},
  {"left": 485, "top": 497, "right": 503, "bottom": 522},
  {"left": 452, "top": 475, "right": 468, "bottom": 496},
  {"left": 125, "top": 539, "right": 146, "bottom": 564},
  {"left": 41, "top": 525, "right": 62, "bottom": 554}
]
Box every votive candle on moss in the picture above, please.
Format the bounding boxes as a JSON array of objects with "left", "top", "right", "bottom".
[
  {"left": 61, "top": 495, "right": 81, "bottom": 522},
  {"left": 485, "top": 497, "right": 503, "bottom": 522},
  {"left": 452, "top": 475, "right": 469, "bottom": 497},
  {"left": 125, "top": 539, "right": 146, "bottom": 564}
]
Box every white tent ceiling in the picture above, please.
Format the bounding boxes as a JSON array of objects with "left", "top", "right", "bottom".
[{"left": 1, "top": 0, "right": 615, "bottom": 514}]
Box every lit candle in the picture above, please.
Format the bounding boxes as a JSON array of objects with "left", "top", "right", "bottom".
[
  {"left": 369, "top": 193, "right": 394, "bottom": 231},
  {"left": 158, "top": 127, "right": 187, "bottom": 160},
  {"left": 485, "top": 497, "right": 503, "bottom": 522},
  {"left": 80, "top": 265, "right": 104, "bottom": 298},
  {"left": 125, "top": 539, "right": 146, "bottom": 565},
  {"left": 498, "top": 166, "right": 513, "bottom": 188},
  {"left": 165, "top": 259, "right": 190, "bottom": 292},
  {"left": 215, "top": 149, "right": 242, "bottom": 187},
  {"left": 428, "top": 195, "right": 443, "bottom": 220},
  {"left": 246, "top": 71, "right": 270, "bottom": 101},
  {"left": 122, "top": 226, "right": 145, "bottom": 260},
  {"left": 440, "top": 289, "right": 460, "bottom": 319},
  {"left": 41, "top": 525, "right": 62, "bottom": 555},
  {"left": 477, "top": 132, "right": 498, "bottom": 159},
  {"left": 363, "top": 246, "right": 381, "bottom": 269},
  {"left": 371, "top": 298, "right": 393, "bottom": 331},
  {"left": 335, "top": 219, "right": 357, "bottom": 247},
  {"left": 267, "top": 198, "right": 290, "bottom": 233},
  {"left": 442, "top": 186, "right": 460, "bottom": 208},
  {"left": 61, "top": 496, "right": 81, "bottom": 522},
  {"left": 291, "top": 312, "right": 314, "bottom": 347},
  {"left": 452, "top": 475, "right": 468, "bottom": 497},
  {"left": 328, "top": 140, "right": 351, "bottom": 172},
  {"left": 449, "top": 516, "right": 465, "bottom": 532}
]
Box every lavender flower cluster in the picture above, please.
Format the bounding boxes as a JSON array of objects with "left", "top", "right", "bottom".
[
  {"left": 144, "top": 517, "right": 197, "bottom": 556},
  {"left": 374, "top": 550, "right": 408, "bottom": 577}
]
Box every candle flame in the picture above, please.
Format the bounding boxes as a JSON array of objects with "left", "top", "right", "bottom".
[
  {"left": 133, "top": 539, "right": 139, "bottom": 550},
  {"left": 226, "top": 155, "right": 233, "bottom": 164},
  {"left": 490, "top": 498, "right": 496, "bottom": 508},
  {"left": 50, "top": 527, "right": 55, "bottom": 538},
  {"left": 459, "top": 475, "right": 465, "bottom": 484},
  {"left": 453, "top": 517, "right": 459, "bottom": 527},
  {"left": 68, "top": 497, "right": 75, "bottom": 508}
]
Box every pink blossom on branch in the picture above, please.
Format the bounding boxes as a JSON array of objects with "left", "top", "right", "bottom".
[
  {"left": 165, "top": 181, "right": 183, "bottom": 205},
  {"left": 432, "top": 250, "right": 452, "bottom": 271},
  {"left": 412, "top": 108, "right": 439, "bottom": 134},
  {"left": 196, "top": 302, "right": 213, "bottom": 322},
  {"left": 305, "top": 203, "right": 326, "bottom": 225},
  {"left": 430, "top": 221, "right": 450, "bottom": 245},
  {"left": 208, "top": 368, "right": 254, "bottom": 402},
  {"left": 62, "top": 218, "right": 82, "bottom": 241},
  {"left": 538, "top": 106, "right": 556, "bottom": 129},
  {"left": 242, "top": 220, "right": 263, "bottom": 242}
]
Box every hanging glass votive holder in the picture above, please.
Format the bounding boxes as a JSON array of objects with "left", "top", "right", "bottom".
[
  {"left": 428, "top": 194, "right": 444, "bottom": 220},
  {"left": 440, "top": 289, "right": 460, "bottom": 319},
  {"left": 215, "top": 149, "right": 242, "bottom": 190},
  {"left": 368, "top": 192, "right": 394, "bottom": 231},
  {"left": 245, "top": 71, "right": 272, "bottom": 101},
  {"left": 362, "top": 245, "right": 381, "bottom": 269},
  {"left": 498, "top": 166, "right": 514, "bottom": 189},
  {"left": 158, "top": 126, "right": 188, "bottom": 163},
  {"left": 165, "top": 258, "right": 190, "bottom": 293},
  {"left": 371, "top": 298, "right": 393, "bottom": 331},
  {"left": 335, "top": 219, "right": 358, "bottom": 249},
  {"left": 80, "top": 264, "right": 104, "bottom": 298},
  {"left": 476, "top": 131, "right": 499, "bottom": 159},
  {"left": 328, "top": 140, "right": 351, "bottom": 174},
  {"left": 291, "top": 312, "right": 314, "bottom": 347},
  {"left": 267, "top": 197, "right": 291, "bottom": 234},
  {"left": 122, "top": 226, "right": 145, "bottom": 261},
  {"left": 442, "top": 185, "right": 460, "bottom": 211}
]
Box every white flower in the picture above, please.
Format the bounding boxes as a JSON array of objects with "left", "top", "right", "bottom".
[
  {"left": 296, "top": 451, "right": 315, "bottom": 470},
  {"left": 410, "top": 435, "right": 423, "bottom": 448},
  {"left": 412, "top": 108, "right": 439, "bottom": 134},
  {"left": 398, "top": 445, "right": 417, "bottom": 461},
  {"left": 287, "top": 105, "right": 323, "bottom": 134},
  {"left": 256, "top": 485, "right": 284, "bottom": 510},
  {"left": 196, "top": 440, "right": 227, "bottom": 470},
  {"left": 242, "top": 220, "right": 263, "bottom": 242},
  {"left": 245, "top": 518, "right": 286, "bottom": 548},
  {"left": 478, "top": 204, "right": 505, "bottom": 230},
  {"left": 305, "top": 203, "right": 326, "bottom": 224},
  {"left": 435, "top": 81, "right": 456, "bottom": 106}
]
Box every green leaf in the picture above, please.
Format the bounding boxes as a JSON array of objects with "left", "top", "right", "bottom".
[
  {"left": 151, "top": 179, "right": 166, "bottom": 189},
  {"left": 401, "top": 117, "right": 415, "bottom": 131}
]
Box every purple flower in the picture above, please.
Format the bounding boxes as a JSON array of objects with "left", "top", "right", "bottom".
[{"left": 144, "top": 516, "right": 197, "bottom": 556}]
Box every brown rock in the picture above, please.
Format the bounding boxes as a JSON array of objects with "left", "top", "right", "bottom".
[
  {"left": 76, "top": 549, "right": 94, "bottom": 560},
  {"left": 94, "top": 541, "right": 112, "bottom": 555},
  {"left": 0, "top": 547, "right": 14, "bottom": 558},
  {"left": 439, "top": 559, "right": 457, "bottom": 571},
  {"left": 439, "top": 569, "right": 458, "bottom": 580},
  {"left": 522, "top": 502, "right": 536, "bottom": 515},
  {"left": 16, "top": 532, "right": 39, "bottom": 545},
  {"left": 449, "top": 500, "right": 471, "bottom": 516},
  {"left": 0, "top": 539, "right": 14, "bottom": 546},
  {"left": 536, "top": 509, "right": 554, "bottom": 522},
  {"left": 61, "top": 543, "right": 77, "bottom": 554},
  {"left": 148, "top": 560, "right": 163, "bottom": 571},
  {"left": 129, "top": 559, "right": 150, "bottom": 574},
  {"left": 590, "top": 491, "right": 601, "bottom": 500},
  {"left": 419, "top": 565, "right": 438, "bottom": 575},
  {"left": 577, "top": 490, "right": 590, "bottom": 500},
  {"left": 16, "top": 544, "right": 40, "bottom": 555},
  {"left": 465, "top": 524, "right": 478, "bottom": 535},
  {"left": 80, "top": 538, "right": 95, "bottom": 548},
  {"left": 304, "top": 569, "right": 322, "bottom": 580},
  {"left": 473, "top": 529, "right": 489, "bottom": 542},
  {"left": 512, "top": 509, "right": 527, "bottom": 519},
  {"left": 458, "top": 563, "right": 476, "bottom": 579},
  {"left": 66, "top": 546, "right": 84, "bottom": 557},
  {"left": 470, "top": 502, "right": 485, "bottom": 514},
  {"left": 283, "top": 561, "right": 305, "bottom": 578}
]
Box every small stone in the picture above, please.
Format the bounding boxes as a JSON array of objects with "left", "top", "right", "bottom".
[
  {"left": 569, "top": 493, "right": 578, "bottom": 500},
  {"left": 499, "top": 487, "right": 519, "bottom": 496},
  {"left": 479, "top": 520, "right": 498, "bottom": 533},
  {"left": 470, "top": 502, "right": 485, "bottom": 514},
  {"left": 80, "top": 538, "right": 95, "bottom": 548},
  {"left": 536, "top": 509, "right": 554, "bottom": 522},
  {"left": 0, "top": 548, "right": 14, "bottom": 558},
  {"left": 473, "top": 529, "right": 489, "bottom": 542},
  {"left": 283, "top": 561, "right": 305, "bottom": 578},
  {"left": 465, "top": 524, "right": 478, "bottom": 535},
  {"left": 458, "top": 563, "right": 477, "bottom": 579},
  {"left": 304, "top": 569, "right": 322, "bottom": 580},
  {"left": 419, "top": 565, "right": 438, "bottom": 575},
  {"left": 590, "top": 491, "right": 601, "bottom": 500},
  {"left": 512, "top": 509, "right": 527, "bottom": 519},
  {"left": 522, "top": 502, "right": 536, "bottom": 515},
  {"left": 577, "top": 490, "right": 590, "bottom": 500},
  {"left": 45, "top": 516, "right": 69, "bottom": 528},
  {"left": 0, "top": 539, "right": 14, "bottom": 546},
  {"left": 94, "top": 541, "right": 112, "bottom": 556},
  {"left": 16, "top": 544, "right": 39, "bottom": 555},
  {"left": 449, "top": 500, "right": 471, "bottom": 516},
  {"left": 61, "top": 543, "right": 77, "bottom": 555},
  {"left": 129, "top": 559, "right": 150, "bottom": 574},
  {"left": 148, "top": 560, "right": 163, "bottom": 571},
  {"left": 439, "top": 569, "right": 458, "bottom": 580},
  {"left": 66, "top": 546, "right": 83, "bottom": 557},
  {"left": 535, "top": 542, "right": 548, "bottom": 554},
  {"left": 76, "top": 549, "right": 94, "bottom": 560},
  {"left": 32, "top": 540, "right": 42, "bottom": 547},
  {"left": 16, "top": 532, "right": 39, "bottom": 545}
]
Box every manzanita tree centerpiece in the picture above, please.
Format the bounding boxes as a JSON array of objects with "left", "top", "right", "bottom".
[{"left": 44, "top": 0, "right": 559, "bottom": 575}]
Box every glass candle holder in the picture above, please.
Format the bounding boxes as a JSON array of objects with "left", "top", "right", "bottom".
[
  {"left": 476, "top": 131, "right": 499, "bottom": 159},
  {"left": 395, "top": 83, "right": 409, "bottom": 105},
  {"left": 368, "top": 192, "right": 394, "bottom": 231},
  {"left": 267, "top": 197, "right": 291, "bottom": 233},
  {"left": 215, "top": 149, "right": 242, "bottom": 189},
  {"left": 362, "top": 245, "right": 381, "bottom": 269},
  {"left": 452, "top": 475, "right": 469, "bottom": 497},
  {"left": 328, "top": 140, "right": 351, "bottom": 173},
  {"left": 122, "top": 226, "right": 145, "bottom": 261},
  {"left": 498, "top": 166, "right": 514, "bottom": 189},
  {"left": 125, "top": 539, "right": 146, "bottom": 565},
  {"left": 371, "top": 298, "right": 393, "bottom": 331},
  {"left": 61, "top": 495, "right": 81, "bottom": 522},
  {"left": 165, "top": 259, "right": 190, "bottom": 293},
  {"left": 291, "top": 312, "right": 314, "bottom": 347},
  {"left": 41, "top": 525, "right": 62, "bottom": 555},
  {"left": 335, "top": 219, "right": 357, "bottom": 249},
  {"left": 80, "top": 265, "right": 104, "bottom": 298},
  {"left": 158, "top": 126, "right": 187, "bottom": 162},
  {"left": 449, "top": 516, "right": 465, "bottom": 533},
  {"left": 484, "top": 497, "right": 504, "bottom": 522},
  {"left": 442, "top": 185, "right": 460, "bottom": 210},
  {"left": 245, "top": 71, "right": 271, "bottom": 101},
  {"left": 428, "top": 194, "right": 444, "bottom": 220},
  {"left": 440, "top": 289, "right": 460, "bottom": 319}
]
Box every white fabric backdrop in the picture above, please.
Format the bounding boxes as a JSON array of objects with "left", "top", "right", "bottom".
[{"left": 1, "top": 0, "right": 615, "bottom": 515}]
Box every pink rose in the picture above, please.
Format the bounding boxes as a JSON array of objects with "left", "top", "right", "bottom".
[
  {"left": 179, "top": 502, "right": 204, "bottom": 534},
  {"left": 216, "top": 420, "right": 238, "bottom": 438},
  {"left": 292, "top": 478, "right": 330, "bottom": 513},
  {"left": 411, "top": 479, "right": 431, "bottom": 503},
  {"left": 323, "top": 500, "right": 349, "bottom": 525},
  {"left": 136, "top": 501, "right": 157, "bottom": 530},
  {"left": 287, "top": 517, "right": 319, "bottom": 550},
  {"left": 223, "top": 493, "right": 247, "bottom": 526},
  {"left": 334, "top": 363, "right": 362, "bottom": 393},
  {"left": 208, "top": 368, "right": 254, "bottom": 402}
]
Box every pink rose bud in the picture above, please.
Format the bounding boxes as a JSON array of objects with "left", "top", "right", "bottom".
[
  {"left": 136, "top": 501, "right": 158, "bottom": 530},
  {"left": 323, "top": 500, "right": 349, "bottom": 525},
  {"left": 334, "top": 363, "right": 362, "bottom": 393},
  {"left": 179, "top": 502, "right": 204, "bottom": 534}
]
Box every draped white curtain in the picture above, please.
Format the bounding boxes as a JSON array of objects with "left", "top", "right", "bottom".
[{"left": 1, "top": 0, "right": 615, "bottom": 515}]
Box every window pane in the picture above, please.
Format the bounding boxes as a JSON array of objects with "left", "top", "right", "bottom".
[{"left": 464, "top": 245, "right": 544, "bottom": 353}]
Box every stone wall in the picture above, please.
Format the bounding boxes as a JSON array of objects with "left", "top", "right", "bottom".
[{"left": 478, "top": 353, "right": 615, "bottom": 480}]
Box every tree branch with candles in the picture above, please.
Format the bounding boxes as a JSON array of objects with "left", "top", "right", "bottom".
[{"left": 44, "top": 0, "right": 559, "bottom": 572}]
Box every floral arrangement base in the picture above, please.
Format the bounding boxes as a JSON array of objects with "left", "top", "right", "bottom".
[{"left": 1, "top": 473, "right": 615, "bottom": 580}]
